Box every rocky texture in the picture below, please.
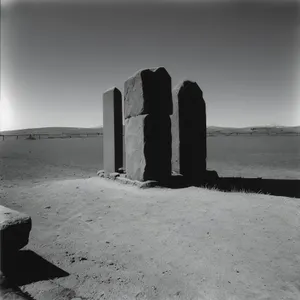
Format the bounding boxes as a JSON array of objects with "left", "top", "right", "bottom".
[
  {"left": 108, "top": 172, "right": 120, "bottom": 180},
  {"left": 171, "top": 80, "right": 207, "bottom": 181},
  {"left": 103, "top": 87, "right": 123, "bottom": 173},
  {"left": 117, "top": 167, "right": 125, "bottom": 174},
  {"left": 97, "top": 170, "right": 121, "bottom": 179},
  {"left": 124, "top": 67, "right": 173, "bottom": 119},
  {"left": 97, "top": 170, "right": 159, "bottom": 188},
  {"left": 96, "top": 169, "right": 219, "bottom": 189},
  {"left": 125, "top": 114, "right": 172, "bottom": 182},
  {"left": 97, "top": 170, "right": 106, "bottom": 177},
  {"left": 0, "top": 206, "right": 32, "bottom": 259}
]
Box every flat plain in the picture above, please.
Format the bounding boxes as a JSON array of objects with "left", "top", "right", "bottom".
[
  {"left": 0, "top": 132, "right": 299, "bottom": 300},
  {"left": 1, "top": 134, "right": 299, "bottom": 182}
]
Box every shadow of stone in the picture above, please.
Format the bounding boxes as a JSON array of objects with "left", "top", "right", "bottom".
[
  {"left": 0, "top": 277, "right": 36, "bottom": 300},
  {"left": 157, "top": 175, "right": 194, "bottom": 189},
  {"left": 2, "top": 250, "right": 69, "bottom": 286},
  {"left": 157, "top": 170, "right": 219, "bottom": 189},
  {"left": 159, "top": 174, "right": 300, "bottom": 198},
  {"left": 205, "top": 177, "right": 300, "bottom": 198}
]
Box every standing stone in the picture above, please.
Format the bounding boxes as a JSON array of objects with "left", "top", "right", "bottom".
[
  {"left": 103, "top": 87, "right": 123, "bottom": 173},
  {"left": 124, "top": 67, "right": 173, "bottom": 119},
  {"left": 171, "top": 80, "right": 206, "bottom": 181},
  {"left": 125, "top": 114, "right": 171, "bottom": 181},
  {"left": 124, "top": 67, "right": 173, "bottom": 182}
]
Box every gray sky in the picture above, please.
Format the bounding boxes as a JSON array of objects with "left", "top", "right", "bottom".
[{"left": 1, "top": 0, "right": 299, "bottom": 130}]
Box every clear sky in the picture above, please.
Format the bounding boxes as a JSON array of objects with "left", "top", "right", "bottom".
[{"left": 1, "top": 0, "right": 299, "bottom": 131}]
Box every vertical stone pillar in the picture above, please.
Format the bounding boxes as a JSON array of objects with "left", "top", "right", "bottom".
[
  {"left": 103, "top": 87, "right": 123, "bottom": 173},
  {"left": 124, "top": 67, "right": 173, "bottom": 182},
  {"left": 171, "top": 80, "right": 206, "bottom": 181}
]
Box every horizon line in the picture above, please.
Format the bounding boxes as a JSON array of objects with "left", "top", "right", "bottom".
[{"left": 1, "top": 124, "right": 300, "bottom": 133}]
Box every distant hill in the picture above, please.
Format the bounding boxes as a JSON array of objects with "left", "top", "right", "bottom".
[
  {"left": 1, "top": 125, "right": 299, "bottom": 136},
  {"left": 0, "top": 127, "right": 103, "bottom": 136},
  {"left": 207, "top": 126, "right": 300, "bottom": 135}
]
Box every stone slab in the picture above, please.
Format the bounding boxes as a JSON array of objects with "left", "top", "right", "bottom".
[
  {"left": 124, "top": 67, "right": 173, "bottom": 119},
  {"left": 125, "top": 114, "right": 171, "bottom": 182},
  {"left": 96, "top": 171, "right": 160, "bottom": 189},
  {"left": 171, "top": 80, "right": 207, "bottom": 180},
  {"left": 103, "top": 87, "right": 123, "bottom": 173},
  {"left": 0, "top": 206, "right": 32, "bottom": 256}
]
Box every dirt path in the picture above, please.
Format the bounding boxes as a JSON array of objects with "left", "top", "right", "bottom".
[{"left": 1, "top": 175, "right": 300, "bottom": 300}]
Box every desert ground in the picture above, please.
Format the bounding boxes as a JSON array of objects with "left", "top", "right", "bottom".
[{"left": 0, "top": 133, "right": 300, "bottom": 299}]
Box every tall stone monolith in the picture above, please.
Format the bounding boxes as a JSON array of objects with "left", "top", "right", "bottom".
[
  {"left": 124, "top": 67, "right": 172, "bottom": 182},
  {"left": 103, "top": 87, "right": 123, "bottom": 173},
  {"left": 171, "top": 80, "right": 206, "bottom": 181}
]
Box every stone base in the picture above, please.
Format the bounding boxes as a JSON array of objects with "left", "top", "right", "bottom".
[
  {"left": 97, "top": 169, "right": 219, "bottom": 189},
  {"left": 97, "top": 170, "right": 159, "bottom": 188}
]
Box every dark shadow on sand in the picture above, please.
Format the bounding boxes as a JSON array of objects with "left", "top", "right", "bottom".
[
  {"left": 160, "top": 174, "right": 300, "bottom": 198},
  {"left": 205, "top": 177, "right": 300, "bottom": 198},
  {"left": 2, "top": 250, "right": 69, "bottom": 286},
  {"left": 0, "top": 279, "right": 36, "bottom": 300}
]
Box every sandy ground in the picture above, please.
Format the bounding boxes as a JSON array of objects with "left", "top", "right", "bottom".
[
  {"left": 0, "top": 137, "right": 299, "bottom": 299},
  {"left": 1, "top": 168, "right": 300, "bottom": 300}
]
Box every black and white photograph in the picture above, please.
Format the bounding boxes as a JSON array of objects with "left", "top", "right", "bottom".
[{"left": 0, "top": 0, "right": 299, "bottom": 299}]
